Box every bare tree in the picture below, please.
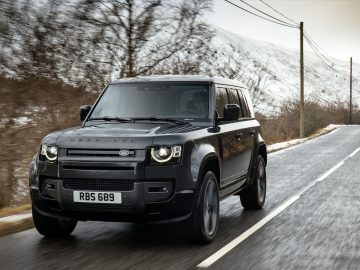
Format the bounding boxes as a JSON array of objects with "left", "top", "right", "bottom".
[
  {"left": 74, "top": 0, "right": 213, "bottom": 78},
  {"left": 0, "top": 0, "right": 112, "bottom": 89}
]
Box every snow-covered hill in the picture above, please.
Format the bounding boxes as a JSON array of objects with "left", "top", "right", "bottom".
[{"left": 214, "top": 27, "right": 359, "bottom": 112}]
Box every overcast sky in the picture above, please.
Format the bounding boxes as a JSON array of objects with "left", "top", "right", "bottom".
[{"left": 207, "top": 0, "right": 360, "bottom": 62}]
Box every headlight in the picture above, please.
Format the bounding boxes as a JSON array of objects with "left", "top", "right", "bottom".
[
  {"left": 40, "top": 145, "right": 58, "bottom": 162},
  {"left": 150, "top": 146, "right": 182, "bottom": 163}
]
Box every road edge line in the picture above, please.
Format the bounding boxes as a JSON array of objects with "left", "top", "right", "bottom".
[
  {"left": 198, "top": 145, "right": 360, "bottom": 268},
  {"left": 197, "top": 196, "right": 299, "bottom": 268}
]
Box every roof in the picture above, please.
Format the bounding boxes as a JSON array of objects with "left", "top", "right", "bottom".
[{"left": 111, "top": 75, "right": 247, "bottom": 88}]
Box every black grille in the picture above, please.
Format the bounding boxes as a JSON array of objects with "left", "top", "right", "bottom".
[
  {"left": 63, "top": 178, "right": 135, "bottom": 191},
  {"left": 67, "top": 149, "right": 136, "bottom": 157}
]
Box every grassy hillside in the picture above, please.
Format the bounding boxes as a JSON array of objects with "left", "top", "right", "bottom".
[{"left": 0, "top": 77, "right": 97, "bottom": 208}]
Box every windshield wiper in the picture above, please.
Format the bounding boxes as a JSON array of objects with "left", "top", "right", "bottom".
[
  {"left": 130, "top": 117, "right": 189, "bottom": 125},
  {"left": 88, "top": 116, "right": 132, "bottom": 122}
]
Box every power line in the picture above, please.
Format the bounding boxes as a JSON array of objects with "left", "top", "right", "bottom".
[
  {"left": 257, "top": 0, "right": 342, "bottom": 69},
  {"left": 237, "top": 0, "right": 299, "bottom": 28},
  {"left": 227, "top": 0, "right": 344, "bottom": 71},
  {"left": 304, "top": 35, "right": 337, "bottom": 70},
  {"left": 303, "top": 34, "right": 337, "bottom": 71},
  {"left": 304, "top": 32, "right": 332, "bottom": 60},
  {"left": 258, "top": 0, "right": 299, "bottom": 26},
  {"left": 224, "top": 0, "right": 299, "bottom": 29},
  {"left": 255, "top": 0, "right": 343, "bottom": 71},
  {"left": 304, "top": 31, "right": 346, "bottom": 69},
  {"left": 304, "top": 35, "right": 335, "bottom": 70}
]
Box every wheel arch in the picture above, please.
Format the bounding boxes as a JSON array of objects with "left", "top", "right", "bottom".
[
  {"left": 192, "top": 150, "right": 221, "bottom": 192},
  {"left": 257, "top": 143, "right": 267, "bottom": 166},
  {"left": 199, "top": 155, "right": 221, "bottom": 187}
]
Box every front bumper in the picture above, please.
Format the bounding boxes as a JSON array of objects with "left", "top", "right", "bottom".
[
  {"left": 30, "top": 158, "right": 197, "bottom": 222},
  {"left": 31, "top": 181, "right": 195, "bottom": 222}
]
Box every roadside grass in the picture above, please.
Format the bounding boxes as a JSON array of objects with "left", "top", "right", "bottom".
[
  {"left": 0, "top": 217, "right": 33, "bottom": 237},
  {"left": 0, "top": 204, "right": 31, "bottom": 218},
  {"left": 267, "top": 124, "right": 340, "bottom": 153},
  {"left": 0, "top": 204, "right": 33, "bottom": 237},
  {"left": 258, "top": 99, "right": 360, "bottom": 145}
]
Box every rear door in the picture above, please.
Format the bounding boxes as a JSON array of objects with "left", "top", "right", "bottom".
[{"left": 236, "top": 89, "right": 255, "bottom": 175}]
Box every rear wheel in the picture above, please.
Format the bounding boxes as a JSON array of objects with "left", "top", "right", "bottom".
[
  {"left": 181, "top": 171, "right": 219, "bottom": 244},
  {"left": 240, "top": 155, "right": 266, "bottom": 210},
  {"left": 32, "top": 205, "right": 77, "bottom": 237}
]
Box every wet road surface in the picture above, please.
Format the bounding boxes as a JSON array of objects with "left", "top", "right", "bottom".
[{"left": 1, "top": 126, "right": 360, "bottom": 270}]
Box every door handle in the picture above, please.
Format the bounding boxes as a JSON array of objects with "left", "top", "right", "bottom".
[
  {"left": 235, "top": 132, "right": 243, "bottom": 139},
  {"left": 249, "top": 129, "right": 256, "bottom": 135}
]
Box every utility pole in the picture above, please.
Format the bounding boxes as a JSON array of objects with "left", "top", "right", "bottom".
[
  {"left": 350, "top": 57, "right": 353, "bottom": 125},
  {"left": 300, "top": 22, "right": 305, "bottom": 138}
]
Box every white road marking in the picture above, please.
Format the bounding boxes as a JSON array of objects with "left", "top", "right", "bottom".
[
  {"left": 348, "top": 147, "right": 360, "bottom": 158},
  {"left": 315, "top": 161, "right": 344, "bottom": 182},
  {"left": 197, "top": 196, "right": 299, "bottom": 268},
  {"left": 197, "top": 146, "right": 360, "bottom": 268}
]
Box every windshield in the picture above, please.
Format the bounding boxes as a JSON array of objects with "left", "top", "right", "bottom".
[{"left": 89, "top": 83, "right": 209, "bottom": 121}]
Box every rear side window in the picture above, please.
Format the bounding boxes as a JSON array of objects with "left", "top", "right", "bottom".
[
  {"left": 215, "top": 87, "right": 229, "bottom": 118},
  {"left": 242, "top": 90, "right": 255, "bottom": 118},
  {"left": 237, "top": 90, "right": 251, "bottom": 118},
  {"left": 227, "top": 88, "right": 244, "bottom": 118}
]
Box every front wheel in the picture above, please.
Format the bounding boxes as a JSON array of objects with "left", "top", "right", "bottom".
[
  {"left": 32, "top": 204, "right": 77, "bottom": 237},
  {"left": 240, "top": 155, "right": 266, "bottom": 210},
  {"left": 181, "top": 171, "right": 219, "bottom": 244}
]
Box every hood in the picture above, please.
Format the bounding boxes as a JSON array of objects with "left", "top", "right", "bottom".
[{"left": 45, "top": 122, "right": 203, "bottom": 149}]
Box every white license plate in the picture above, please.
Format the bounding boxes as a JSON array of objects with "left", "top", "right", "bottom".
[{"left": 73, "top": 191, "right": 122, "bottom": 204}]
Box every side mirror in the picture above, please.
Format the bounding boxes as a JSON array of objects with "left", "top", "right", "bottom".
[
  {"left": 80, "top": 105, "right": 92, "bottom": 121},
  {"left": 223, "top": 104, "right": 240, "bottom": 121}
]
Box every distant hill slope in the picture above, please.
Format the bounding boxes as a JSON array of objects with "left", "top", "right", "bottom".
[{"left": 214, "top": 27, "right": 359, "bottom": 110}]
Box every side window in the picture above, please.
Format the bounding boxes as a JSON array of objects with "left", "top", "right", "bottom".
[
  {"left": 215, "top": 87, "right": 229, "bottom": 118},
  {"left": 227, "top": 88, "right": 239, "bottom": 105},
  {"left": 242, "top": 90, "right": 255, "bottom": 118},
  {"left": 237, "top": 89, "right": 250, "bottom": 118},
  {"left": 228, "top": 88, "right": 244, "bottom": 118}
]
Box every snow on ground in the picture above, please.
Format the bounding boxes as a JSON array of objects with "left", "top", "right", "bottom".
[
  {"left": 267, "top": 124, "right": 343, "bottom": 153},
  {"left": 214, "top": 27, "right": 359, "bottom": 113},
  {"left": 0, "top": 212, "right": 32, "bottom": 223},
  {"left": 12, "top": 116, "right": 31, "bottom": 126}
]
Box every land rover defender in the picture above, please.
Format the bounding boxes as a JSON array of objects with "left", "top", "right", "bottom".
[{"left": 29, "top": 75, "right": 267, "bottom": 244}]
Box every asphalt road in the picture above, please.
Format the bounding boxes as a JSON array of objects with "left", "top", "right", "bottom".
[{"left": 1, "top": 126, "right": 360, "bottom": 270}]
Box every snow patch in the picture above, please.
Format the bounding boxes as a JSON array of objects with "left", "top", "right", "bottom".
[
  {"left": 13, "top": 116, "right": 31, "bottom": 126},
  {"left": 268, "top": 124, "right": 342, "bottom": 153},
  {"left": 0, "top": 212, "right": 32, "bottom": 223}
]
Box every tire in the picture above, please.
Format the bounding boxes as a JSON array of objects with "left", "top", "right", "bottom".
[
  {"left": 181, "top": 171, "right": 220, "bottom": 244},
  {"left": 32, "top": 204, "right": 77, "bottom": 237},
  {"left": 240, "top": 155, "right": 266, "bottom": 210}
]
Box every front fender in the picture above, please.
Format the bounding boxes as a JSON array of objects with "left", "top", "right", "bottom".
[
  {"left": 256, "top": 132, "right": 267, "bottom": 165},
  {"left": 190, "top": 143, "right": 221, "bottom": 187},
  {"left": 29, "top": 153, "right": 39, "bottom": 187}
]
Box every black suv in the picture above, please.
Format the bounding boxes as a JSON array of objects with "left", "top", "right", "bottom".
[{"left": 29, "top": 75, "right": 267, "bottom": 244}]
